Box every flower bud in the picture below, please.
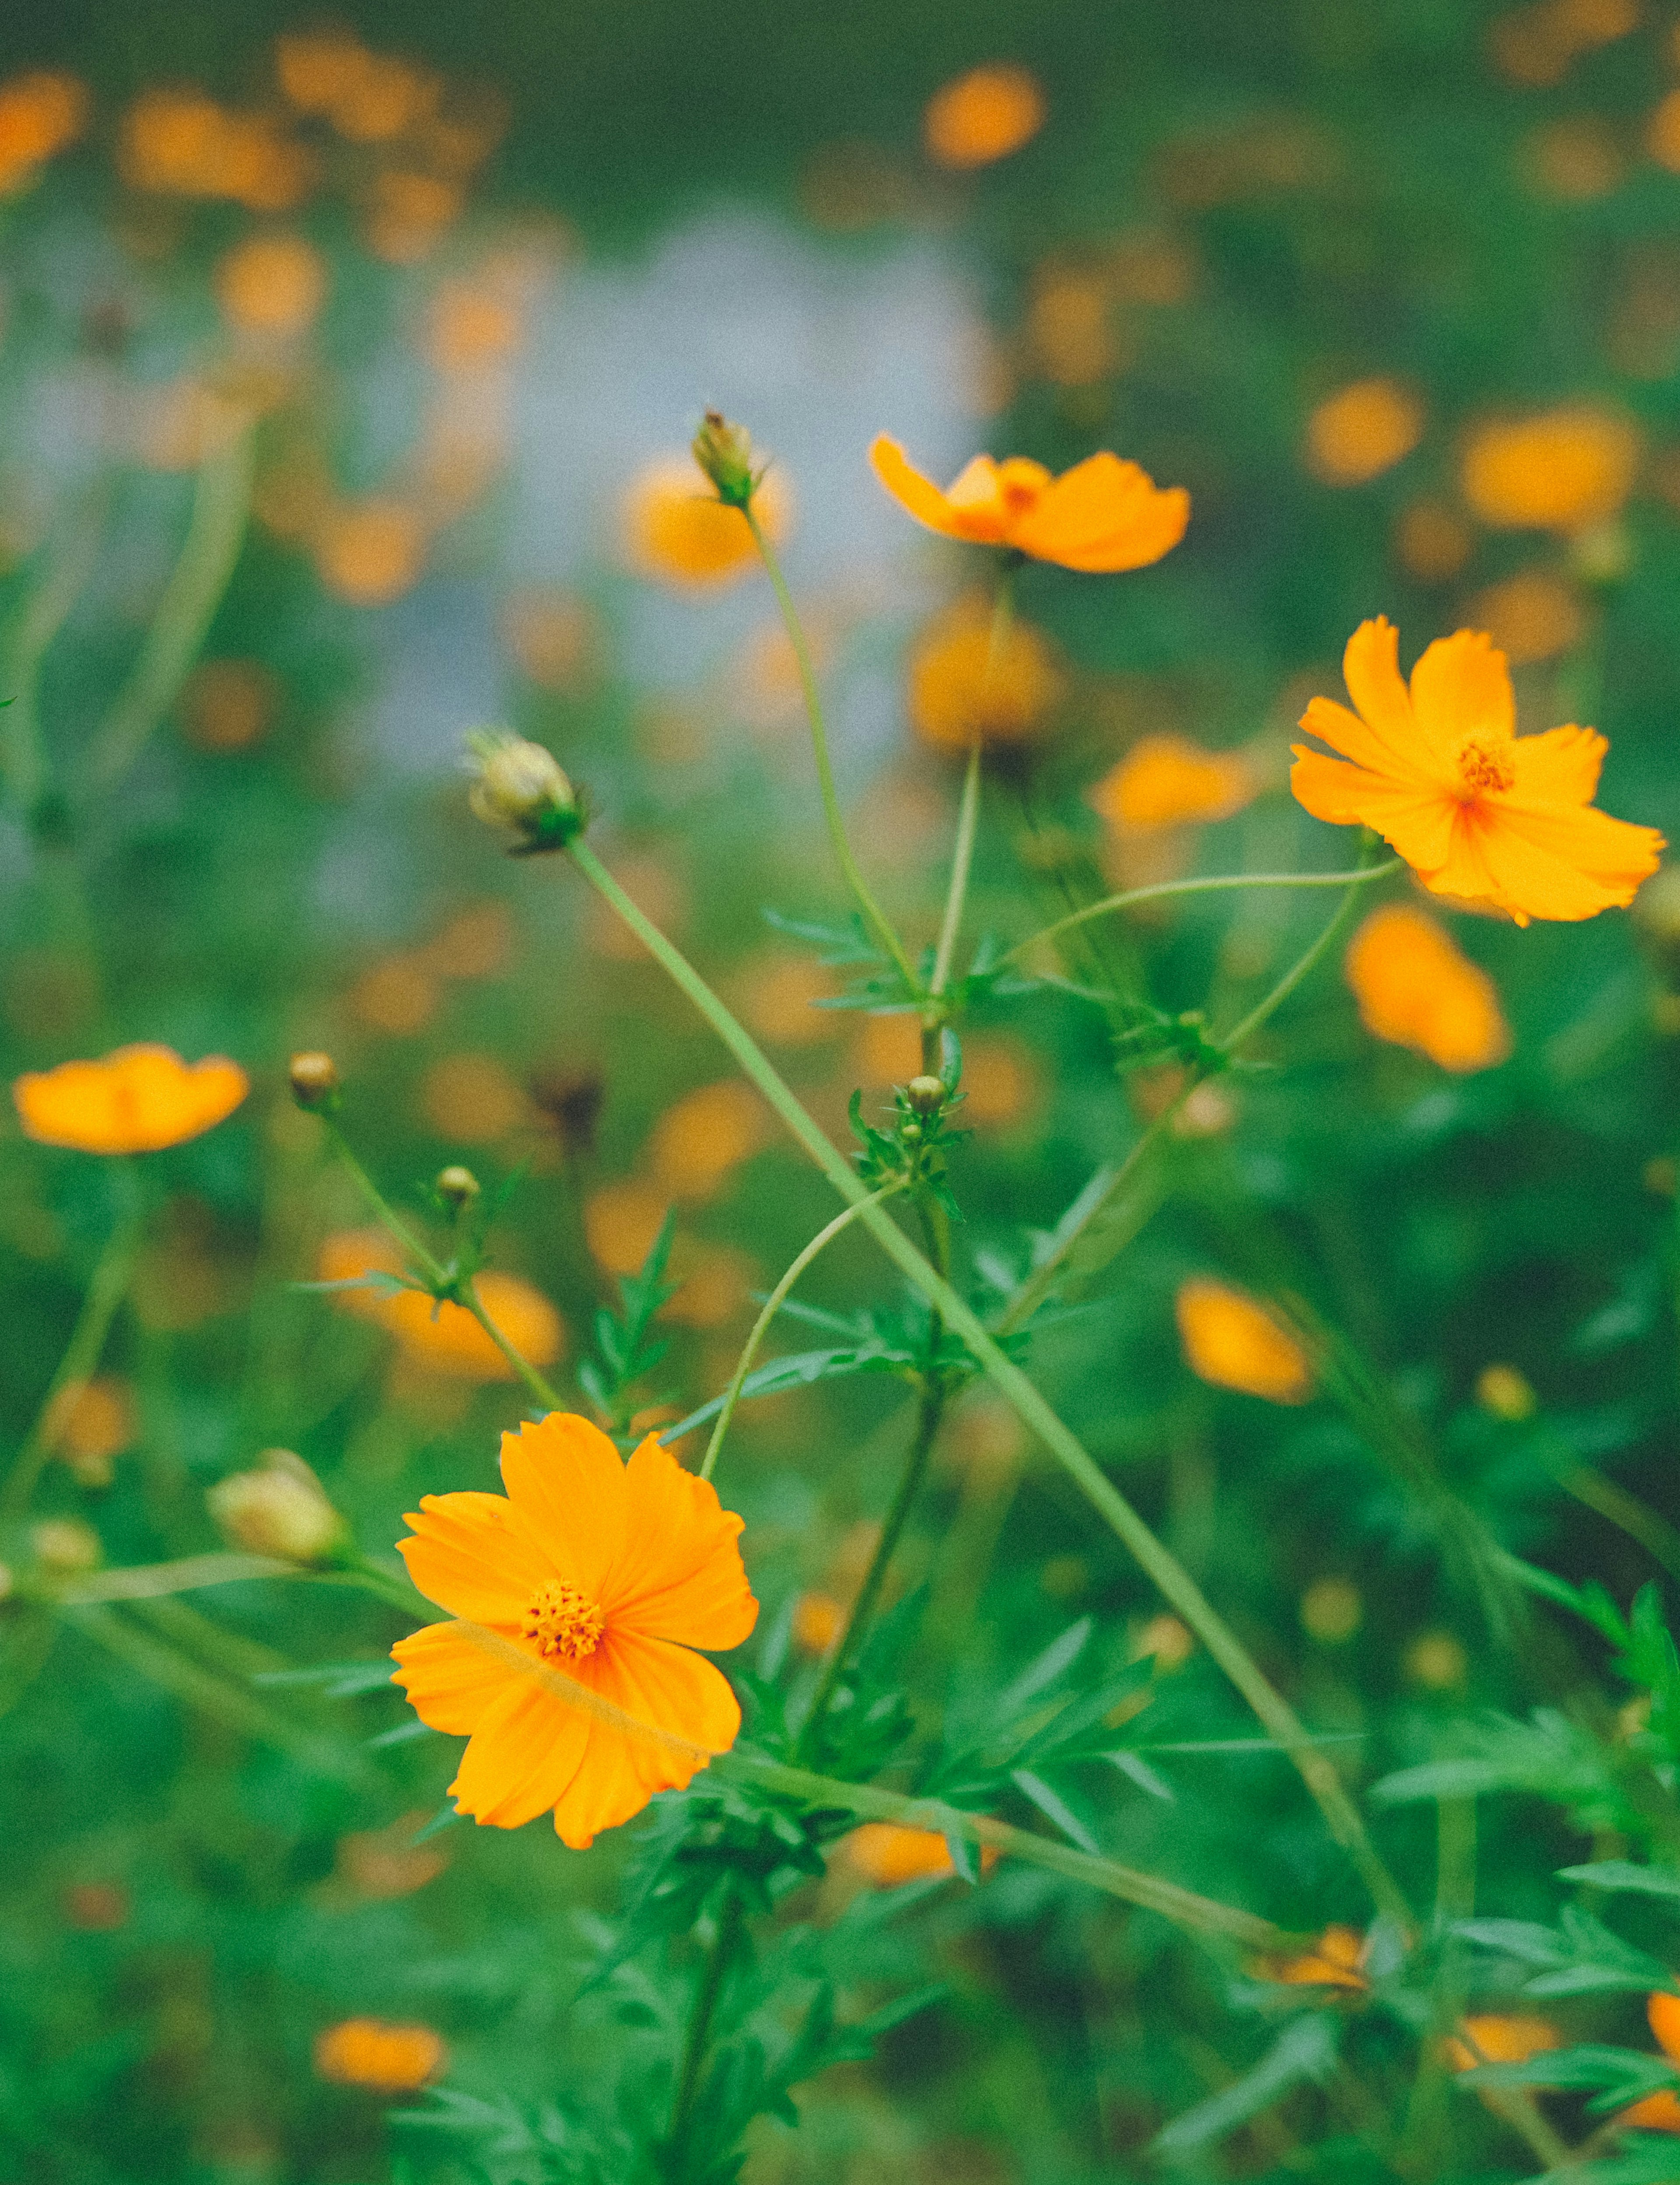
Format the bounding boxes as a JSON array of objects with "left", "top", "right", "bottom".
[
  {"left": 30, "top": 1518, "right": 102, "bottom": 1573},
  {"left": 288, "top": 1051, "right": 340, "bottom": 1111},
  {"left": 465, "top": 730, "right": 581, "bottom": 851},
  {"left": 208, "top": 1450, "right": 348, "bottom": 1565},
  {"left": 904, "top": 1074, "right": 947, "bottom": 1116},
  {"left": 435, "top": 1164, "right": 480, "bottom": 1210},
  {"left": 1475, "top": 1363, "right": 1536, "bottom": 1422},
  {"left": 691, "top": 409, "right": 758, "bottom": 508}
]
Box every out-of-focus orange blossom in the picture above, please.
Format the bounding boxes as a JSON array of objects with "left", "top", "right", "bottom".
[
  {"left": 214, "top": 233, "right": 327, "bottom": 337},
  {"left": 15, "top": 1045, "right": 248, "bottom": 1154},
  {"left": 798, "top": 139, "right": 916, "bottom": 232},
  {"left": 584, "top": 1179, "right": 670, "bottom": 1278},
  {"left": 1394, "top": 501, "right": 1473, "bottom": 582},
  {"left": 422, "top": 903, "right": 514, "bottom": 982},
  {"left": 331, "top": 1812, "right": 450, "bottom": 1900},
  {"left": 1026, "top": 269, "right": 1119, "bottom": 387},
  {"left": 1648, "top": 90, "right": 1680, "bottom": 172},
  {"left": 791, "top": 1591, "right": 846, "bottom": 1654},
  {"left": 1464, "top": 570, "right": 1586, "bottom": 667},
  {"left": 1259, "top": 1925, "right": 1368, "bottom": 1990},
  {"left": 622, "top": 456, "right": 790, "bottom": 589},
  {"left": 736, "top": 950, "right": 842, "bottom": 1045},
  {"left": 923, "top": 65, "right": 1046, "bottom": 170},
  {"left": 1522, "top": 116, "right": 1624, "bottom": 200},
  {"left": 853, "top": 1012, "right": 922, "bottom": 1089},
  {"left": 276, "top": 31, "right": 439, "bottom": 144},
  {"left": 421, "top": 1054, "right": 529, "bottom": 1143},
  {"left": 1445, "top": 2014, "right": 1561, "bottom": 2076},
  {"left": 315, "top": 499, "right": 426, "bottom": 606},
  {"left": 43, "top": 1377, "right": 136, "bottom": 1488},
  {"left": 649, "top": 1081, "right": 770, "bottom": 1201},
  {"left": 351, "top": 955, "right": 438, "bottom": 1036},
  {"left": 958, "top": 1035, "right": 1041, "bottom": 1132},
  {"left": 1155, "top": 116, "right": 1339, "bottom": 211},
  {"left": 0, "top": 72, "right": 89, "bottom": 195},
  {"left": 120, "top": 89, "right": 314, "bottom": 210},
  {"left": 313, "top": 2018, "right": 447, "bottom": 2092},
  {"left": 1088, "top": 734, "right": 1254, "bottom": 833},
  {"left": 844, "top": 1825, "right": 959, "bottom": 1886},
  {"left": 1304, "top": 378, "right": 1425, "bottom": 487},
  {"left": 1619, "top": 1992, "right": 1680, "bottom": 2132},
  {"left": 427, "top": 281, "right": 522, "bottom": 371},
  {"left": 1460, "top": 408, "right": 1639, "bottom": 532},
  {"left": 661, "top": 1243, "right": 756, "bottom": 1330},
  {"left": 1175, "top": 1278, "right": 1313, "bottom": 1405},
  {"left": 907, "top": 595, "right": 1064, "bottom": 751},
  {"left": 1344, "top": 904, "right": 1511, "bottom": 1073},
  {"left": 317, "top": 1230, "right": 564, "bottom": 1381},
  {"left": 873, "top": 437, "right": 1189, "bottom": 572},
  {"left": 501, "top": 590, "right": 599, "bottom": 692},
  {"left": 364, "top": 170, "right": 462, "bottom": 264},
  {"left": 178, "top": 659, "right": 280, "bottom": 753},
  {"left": 939, "top": 1394, "right": 1026, "bottom": 1487}
]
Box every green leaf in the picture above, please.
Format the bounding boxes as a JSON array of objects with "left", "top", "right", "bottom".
[
  {"left": 1559, "top": 1863, "right": 1680, "bottom": 1904},
  {"left": 1153, "top": 2015, "right": 1340, "bottom": 2157}
]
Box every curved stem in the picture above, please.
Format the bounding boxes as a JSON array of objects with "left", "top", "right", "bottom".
[
  {"left": 1216, "top": 862, "right": 1379, "bottom": 1054},
  {"left": 742, "top": 505, "right": 920, "bottom": 995},
  {"left": 4, "top": 1161, "right": 146, "bottom": 1516},
  {"left": 562, "top": 836, "right": 1413, "bottom": 1934},
  {"left": 929, "top": 739, "right": 983, "bottom": 1007},
  {"left": 667, "top": 1893, "right": 743, "bottom": 2162},
  {"left": 1001, "top": 860, "right": 1400, "bottom": 969},
  {"left": 0, "top": 478, "right": 112, "bottom": 818},
  {"left": 320, "top": 1121, "right": 446, "bottom": 1284},
  {"left": 459, "top": 1279, "right": 564, "bottom": 1413},
  {"left": 700, "top": 1185, "right": 901, "bottom": 1483}
]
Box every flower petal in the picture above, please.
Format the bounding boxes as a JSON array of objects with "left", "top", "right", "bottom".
[
  {"left": 1408, "top": 629, "right": 1514, "bottom": 757},
  {"left": 868, "top": 435, "right": 969, "bottom": 539},
  {"left": 1340, "top": 617, "right": 1432, "bottom": 774},
  {"left": 397, "top": 1491, "right": 551, "bottom": 1624},
  {"left": 1011, "top": 453, "right": 1188, "bottom": 571},
  {"left": 1289, "top": 749, "right": 1460, "bottom": 873},
  {"left": 1298, "top": 695, "right": 1408, "bottom": 776},
  {"left": 497, "top": 1413, "right": 628, "bottom": 1596},
  {"left": 391, "top": 1617, "right": 520, "bottom": 1734},
  {"left": 604, "top": 1435, "right": 759, "bottom": 1649},
  {"left": 449, "top": 1673, "right": 593, "bottom": 1829},
  {"left": 549, "top": 1632, "right": 738, "bottom": 1848},
  {"left": 1484, "top": 800, "right": 1664, "bottom": 916},
  {"left": 1508, "top": 723, "right": 1606, "bottom": 807}
]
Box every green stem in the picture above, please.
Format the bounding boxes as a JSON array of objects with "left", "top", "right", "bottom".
[
  {"left": 1000, "top": 859, "right": 1401, "bottom": 969},
  {"left": 459, "top": 1278, "right": 564, "bottom": 1413},
  {"left": 1217, "top": 866, "right": 1379, "bottom": 1055},
  {"left": 667, "top": 1893, "right": 743, "bottom": 2162},
  {"left": 929, "top": 741, "right": 983, "bottom": 1010},
  {"left": 562, "top": 837, "right": 1413, "bottom": 1933},
  {"left": 321, "top": 1120, "right": 444, "bottom": 1281},
  {"left": 700, "top": 1186, "right": 901, "bottom": 1482},
  {"left": 3, "top": 1164, "right": 146, "bottom": 1516},
  {"left": 796, "top": 1373, "right": 946, "bottom": 1760},
  {"left": 0, "top": 480, "right": 112, "bottom": 818},
  {"left": 87, "top": 419, "right": 256, "bottom": 793},
  {"left": 743, "top": 505, "right": 921, "bottom": 995}
]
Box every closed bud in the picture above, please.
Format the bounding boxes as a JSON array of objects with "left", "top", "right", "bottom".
[
  {"left": 288, "top": 1051, "right": 340, "bottom": 1110},
  {"left": 904, "top": 1074, "right": 947, "bottom": 1116},
  {"left": 691, "top": 409, "right": 758, "bottom": 508},
  {"left": 435, "top": 1164, "right": 480, "bottom": 1210},
  {"left": 208, "top": 1450, "right": 348, "bottom": 1565},
  {"left": 465, "top": 730, "right": 581, "bottom": 850},
  {"left": 30, "top": 1518, "right": 102, "bottom": 1574}
]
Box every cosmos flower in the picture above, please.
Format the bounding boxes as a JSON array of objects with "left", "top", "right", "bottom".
[
  {"left": 13, "top": 1044, "right": 248, "bottom": 1153},
  {"left": 1291, "top": 617, "right": 1664, "bottom": 925},
  {"left": 1257, "top": 1925, "right": 1368, "bottom": 1990},
  {"left": 392, "top": 1413, "right": 757, "bottom": 1847},
  {"left": 870, "top": 435, "right": 1188, "bottom": 572},
  {"left": 1175, "top": 1279, "right": 1312, "bottom": 1405},
  {"left": 313, "top": 2018, "right": 447, "bottom": 2092},
  {"left": 1618, "top": 1992, "right": 1680, "bottom": 2133},
  {"left": 316, "top": 1230, "right": 564, "bottom": 1382},
  {"left": 1343, "top": 903, "right": 1511, "bottom": 1073},
  {"left": 1088, "top": 734, "right": 1255, "bottom": 833}
]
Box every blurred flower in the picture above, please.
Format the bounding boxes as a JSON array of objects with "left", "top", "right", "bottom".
[
  {"left": 1088, "top": 734, "right": 1254, "bottom": 832},
  {"left": 208, "top": 1450, "right": 347, "bottom": 1564},
  {"left": 791, "top": 1591, "right": 845, "bottom": 1654},
  {"left": 1155, "top": 116, "right": 1339, "bottom": 210},
  {"left": 1404, "top": 1630, "right": 1469, "bottom": 1688},
  {"left": 465, "top": 729, "right": 579, "bottom": 847},
  {"left": 854, "top": 1012, "right": 922, "bottom": 1087},
  {"left": 501, "top": 589, "right": 599, "bottom": 692},
  {"left": 1522, "top": 116, "right": 1624, "bottom": 200},
  {"left": 332, "top": 1811, "right": 450, "bottom": 1900},
  {"left": 649, "top": 1080, "right": 770, "bottom": 1201},
  {"left": 422, "top": 1054, "right": 529, "bottom": 1143},
  {"left": 1026, "top": 269, "right": 1119, "bottom": 387},
  {"left": 907, "top": 594, "right": 1064, "bottom": 751},
  {"left": 214, "top": 232, "right": 326, "bottom": 338},
  {"left": 1175, "top": 1278, "right": 1312, "bottom": 1405},
  {"left": 660, "top": 1243, "right": 756, "bottom": 1330},
  {"left": 1648, "top": 91, "right": 1680, "bottom": 172},
  {"left": 0, "top": 71, "right": 88, "bottom": 195},
  {"left": 351, "top": 955, "right": 438, "bottom": 1035},
  {"left": 275, "top": 30, "right": 438, "bottom": 141},
  {"left": 1619, "top": 1993, "right": 1680, "bottom": 2132},
  {"left": 1304, "top": 378, "right": 1425, "bottom": 487},
  {"left": 1489, "top": 0, "right": 1635, "bottom": 86},
  {"left": 1132, "top": 1613, "right": 1195, "bottom": 1670},
  {"left": 1257, "top": 1925, "right": 1368, "bottom": 1990},
  {"left": 1300, "top": 1577, "right": 1362, "bottom": 1643},
  {"left": 313, "top": 2018, "right": 447, "bottom": 2092},
  {"left": 178, "top": 659, "right": 280, "bottom": 752},
  {"left": 43, "top": 1376, "right": 136, "bottom": 1489},
  {"left": 1292, "top": 617, "right": 1664, "bottom": 924},
  {"left": 871, "top": 436, "right": 1188, "bottom": 572},
  {"left": 14, "top": 1043, "right": 248, "bottom": 1153},
  {"left": 424, "top": 903, "right": 515, "bottom": 981},
  {"left": 736, "top": 950, "right": 842, "bottom": 1045},
  {"left": 364, "top": 169, "right": 462, "bottom": 263},
  {"left": 1460, "top": 408, "right": 1639, "bottom": 533},
  {"left": 392, "top": 1412, "right": 757, "bottom": 1845},
  {"left": 427, "top": 281, "right": 522, "bottom": 372},
  {"left": 31, "top": 1519, "right": 102, "bottom": 1573},
  {"left": 1445, "top": 2014, "right": 1561, "bottom": 2077},
  {"left": 1344, "top": 904, "right": 1512, "bottom": 1073},
  {"left": 318, "top": 1230, "right": 564, "bottom": 1382},
  {"left": 315, "top": 498, "right": 427, "bottom": 605},
  {"left": 584, "top": 1180, "right": 669, "bottom": 1275},
  {"left": 1394, "top": 501, "right": 1473, "bottom": 582},
  {"left": 845, "top": 1823, "right": 971, "bottom": 1885},
  {"left": 923, "top": 64, "right": 1045, "bottom": 170},
  {"left": 1464, "top": 569, "right": 1586, "bottom": 669},
  {"left": 120, "top": 89, "right": 313, "bottom": 210},
  {"left": 621, "top": 455, "right": 789, "bottom": 589},
  {"left": 958, "top": 1034, "right": 1041, "bottom": 1132}
]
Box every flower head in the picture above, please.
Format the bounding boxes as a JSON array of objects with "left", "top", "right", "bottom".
[
  {"left": 465, "top": 729, "right": 580, "bottom": 850},
  {"left": 14, "top": 1044, "right": 248, "bottom": 1153},
  {"left": 1461, "top": 407, "right": 1638, "bottom": 533},
  {"left": 314, "top": 2017, "right": 447, "bottom": 2092},
  {"left": 391, "top": 1413, "right": 757, "bottom": 1846},
  {"left": 1088, "top": 734, "right": 1254, "bottom": 833},
  {"left": 1256, "top": 1924, "right": 1368, "bottom": 1990},
  {"left": 907, "top": 594, "right": 1064, "bottom": 750},
  {"left": 923, "top": 64, "right": 1046, "bottom": 169},
  {"left": 317, "top": 1230, "right": 564, "bottom": 1382},
  {"left": 870, "top": 435, "right": 1188, "bottom": 572},
  {"left": 1291, "top": 617, "right": 1664, "bottom": 925},
  {"left": 208, "top": 1450, "right": 347, "bottom": 1565},
  {"left": 1344, "top": 904, "right": 1511, "bottom": 1073},
  {"left": 1619, "top": 1990, "right": 1680, "bottom": 2133},
  {"left": 1175, "top": 1278, "right": 1312, "bottom": 1405},
  {"left": 622, "top": 454, "right": 790, "bottom": 589},
  {"left": 1304, "top": 378, "right": 1425, "bottom": 487},
  {"left": 1445, "top": 2014, "right": 1560, "bottom": 2076}
]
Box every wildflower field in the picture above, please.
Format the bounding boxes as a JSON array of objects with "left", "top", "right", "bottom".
[{"left": 6, "top": 3, "right": 1680, "bottom": 2179}]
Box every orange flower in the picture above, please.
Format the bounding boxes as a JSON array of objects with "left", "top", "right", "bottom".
[
  {"left": 317, "top": 1230, "right": 563, "bottom": 1382},
  {"left": 622, "top": 456, "right": 790, "bottom": 589},
  {"left": 1620, "top": 1991, "right": 1680, "bottom": 2133},
  {"left": 791, "top": 1590, "right": 845, "bottom": 1654},
  {"left": 214, "top": 233, "right": 326, "bottom": 337},
  {"left": 1088, "top": 734, "right": 1254, "bottom": 832},
  {"left": 1460, "top": 407, "right": 1638, "bottom": 533},
  {"left": 1291, "top": 617, "right": 1664, "bottom": 926},
  {"left": 1344, "top": 904, "right": 1511, "bottom": 1073},
  {"left": 313, "top": 2017, "right": 447, "bottom": 2092},
  {"left": 0, "top": 71, "right": 88, "bottom": 193},
  {"left": 923, "top": 65, "right": 1046, "bottom": 170},
  {"left": 1304, "top": 378, "right": 1425, "bottom": 487},
  {"left": 1175, "top": 1278, "right": 1312, "bottom": 1405},
  {"left": 907, "top": 594, "right": 1065, "bottom": 750},
  {"left": 870, "top": 435, "right": 1188, "bottom": 572},
  {"left": 14, "top": 1044, "right": 247, "bottom": 1153},
  {"left": 845, "top": 1824, "right": 962, "bottom": 1887},
  {"left": 1258, "top": 1924, "right": 1368, "bottom": 1990},
  {"left": 391, "top": 1413, "right": 758, "bottom": 1846},
  {"left": 1445, "top": 2013, "right": 1560, "bottom": 2075}
]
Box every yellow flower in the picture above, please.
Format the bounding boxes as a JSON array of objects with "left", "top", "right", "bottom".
[
  {"left": 922, "top": 65, "right": 1046, "bottom": 170},
  {"left": 1619, "top": 1992, "right": 1680, "bottom": 2133},
  {"left": 648, "top": 1080, "right": 770, "bottom": 1201},
  {"left": 1445, "top": 2014, "right": 1560, "bottom": 2075},
  {"left": 214, "top": 233, "right": 326, "bottom": 337},
  {"left": 1460, "top": 407, "right": 1638, "bottom": 532},
  {"left": 317, "top": 1230, "right": 564, "bottom": 1382},
  {"left": 0, "top": 71, "right": 88, "bottom": 194},
  {"left": 1088, "top": 734, "right": 1254, "bottom": 832},
  {"left": 791, "top": 1591, "right": 845, "bottom": 1654},
  {"left": 1343, "top": 904, "right": 1511, "bottom": 1073},
  {"left": 907, "top": 595, "right": 1064, "bottom": 751},
  {"left": 313, "top": 2018, "right": 447, "bottom": 2092},
  {"left": 872, "top": 435, "right": 1188, "bottom": 572},
  {"left": 314, "top": 499, "right": 427, "bottom": 606},
  {"left": 1304, "top": 378, "right": 1425, "bottom": 487},
  {"left": 14, "top": 1044, "right": 248, "bottom": 1154},
  {"left": 1257, "top": 1925, "right": 1368, "bottom": 1990},
  {"left": 622, "top": 455, "right": 790, "bottom": 589},
  {"left": 1175, "top": 1278, "right": 1312, "bottom": 1405}
]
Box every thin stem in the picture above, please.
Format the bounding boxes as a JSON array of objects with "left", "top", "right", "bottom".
[
  {"left": 4, "top": 1164, "right": 146, "bottom": 1516},
  {"left": 929, "top": 740, "right": 983, "bottom": 1006},
  {"left": 700, "top": 1186, "right": 901, "bottom": 1482},
  {"left": 1000, "top": 859, "right": 1401, "bottom": 969},
  {"left": 562, "top": 836, "right": 1413, "bottom": 1933},
  {"left": 1217, "top": 867, "right": 1378, "bottom": 1055},
  {"left": 459, "top": 1278, "right": 564, "bottom": 1413},
  {"left": 321, "top": 1120, "right": 447, "bottom": 1282},
  {"left": 88, "top": 418, "right": 256, "bottom": 792},
  {"left": 742, "top": 505, "right": 920, "bottom": 995},
  {"left": 0, "top": 479, "right": 112, "bottom": 818},
  {"left": 667, "top": 1892, "right": 743, "bottom": 2162},
  {"left": 796, "top": 1375, "right": 946, "bottom": 1760},
  {"left": 1554, "top": 1460, "right": 1680, "bottom": 1586}
]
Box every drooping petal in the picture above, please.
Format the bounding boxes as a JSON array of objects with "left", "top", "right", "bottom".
[
  {"left": 1408, "top": 629, "right": 1514, "bottom": 757},
  {"left": 448, "top": 1672, "right": 593, "bottom": 1830},
  {"left": 1421, "top": 808, "right": 1526, "bottom": 923},
  {"left": 548, "top": 1631, "right": 738, "bottom": 1848},
  {"left": 1508, "top": 723, "right": 1606, "bottom": 807},
  {"left": 497, "top": 1413, "right": 628, "bottom": 1595},
  {"left": 397, "top": 1492, "right": 551, "bottom": 1624},
  {"left": 391, "top": 1617, "right": 521, "bottom": 1735},
  {"left": 1011, "top": 453, "right": 1188, "bottom": 570},
  {"left": 1340, "top": 617, "right": 1428, "bottom": 774},
  {"left": 1288, "top": 749, "right": 1460, "bottom": 872},
  {"left": 868, "top": 435, "right": 970, "bottom": 539},
  {"left": 604, "top": 1435, "right": 759, "bottom": 1649}
]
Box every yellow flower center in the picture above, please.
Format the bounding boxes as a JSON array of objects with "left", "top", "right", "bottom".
[
  {"left": 521, "top": 1579, "right": 605, "bottom": 1660},
  {"left": 1456, "top": 738, "right": 1516, "bottom": 796}
]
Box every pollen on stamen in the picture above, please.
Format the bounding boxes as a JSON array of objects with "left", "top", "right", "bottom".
[
  {"left": 1456, "top": 739, "right": 1516, "bottom": 796},
  {"left": 522, "top": 1578, "right": 605, "bottom": 1660}
]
